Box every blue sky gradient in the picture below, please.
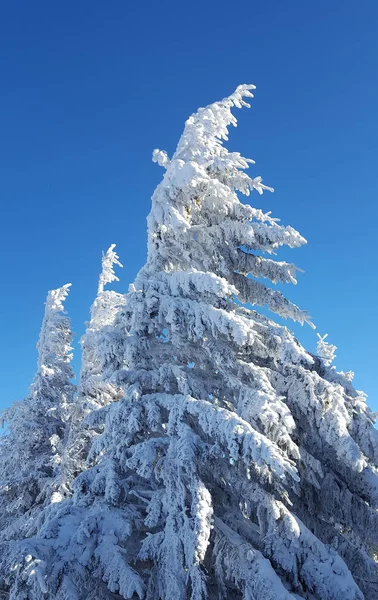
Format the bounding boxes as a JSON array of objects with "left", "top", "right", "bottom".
[{"left": 0, "top": 1, "right": 377, "bottom": 411}]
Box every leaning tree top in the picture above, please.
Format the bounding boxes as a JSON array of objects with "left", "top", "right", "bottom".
[{"left": 146, "top": 84, "right": 314, "bottom": 328}]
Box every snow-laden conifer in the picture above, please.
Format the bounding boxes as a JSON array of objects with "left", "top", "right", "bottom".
[
  {"left": 59, "top": 244, "right": 126, "bottom": 494},
  {"left": 8, "top": 86, "right": 378, "bottom": 600},
  {"left": 0, "top": 284, "right": 75, "bottom": 542},
  {"left": 79, "top": 244, "right": 125, "bottom": 402}
]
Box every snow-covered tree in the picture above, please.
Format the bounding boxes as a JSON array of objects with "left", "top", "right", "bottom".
[
  {"left": 0, "top": 284, "right": 75, "bottom": 543},
  {"left": 6, "top": 86, "right": 378, "bottom": 600},
  {"left": 79, "top": 243, "right": 125, "bottom": 402},
  {"left": 60, "top": 244, "right": 126, "bottom": 491}
]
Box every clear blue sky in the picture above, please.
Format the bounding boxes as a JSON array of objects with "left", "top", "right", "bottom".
[{"left": 0, "top": 1, "right": 377, "bottom": 412}]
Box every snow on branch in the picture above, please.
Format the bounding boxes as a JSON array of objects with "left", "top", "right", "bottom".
[
  {"left": 232, "top": 272, "right": 315, "bottom": 328},
  {"left": 152, "top": 148, "right": 170, "bottom": 169},
  {"left": 236, "top": 249, "right": 301, "bottom": 285},
  {"left": 145, "top": 393, "right": 299, "bottom": 483},
  {"left": 316, "top": 333, "right": 337, "bottom": 367},
  {"left": 213, "top": 516, "right": 294, "bottom": 600}
]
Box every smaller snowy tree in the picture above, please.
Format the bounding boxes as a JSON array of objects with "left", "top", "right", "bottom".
[
  {"left": 80, "top": 243, "right": 125, "bottom": 400},
  {"left": 58, "top": 244, "right": 126, "bottom": 493},
  {"left": 0, "top": 284, "right": 75, "bottom": 543}
]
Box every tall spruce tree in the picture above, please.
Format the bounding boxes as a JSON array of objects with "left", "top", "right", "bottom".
[
  {"left": 0, "top": 284, "right": 75, "bottom": 543},
  {"left": 5, "top": 86, "right": 378, "bottom": 600}
]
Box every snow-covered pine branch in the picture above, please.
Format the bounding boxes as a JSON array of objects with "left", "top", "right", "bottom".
[
  {"left": 8, "top": 86, "right": 378, "bottom": 600},
  {"left": 316, "top": 333, "right": 337, "bottom": 367}
]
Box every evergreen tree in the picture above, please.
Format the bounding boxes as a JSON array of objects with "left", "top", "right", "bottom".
[
  {"left": 79, "top": 243, "right": 125, "bottom": 407},
  {"left": 6, "top": 86, "right": 378, "bottom": 600},
  {"left": 61, "top": 244, "right": 126, "bottom": 492},
  {"left": 0, "top": 284, "right": 75, "bottom": 543}
]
